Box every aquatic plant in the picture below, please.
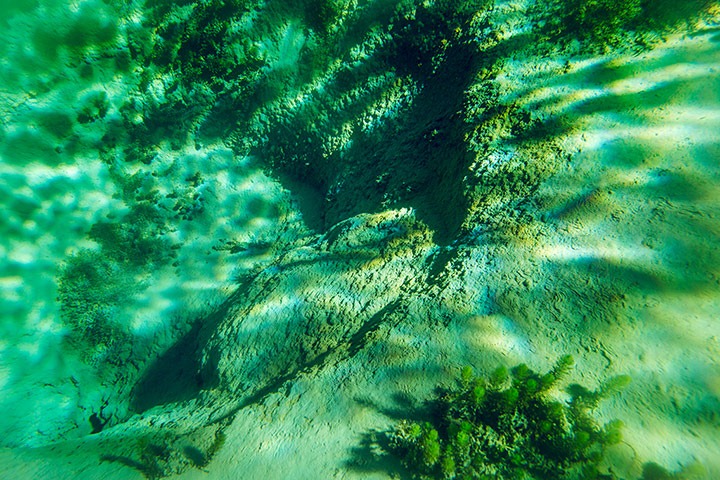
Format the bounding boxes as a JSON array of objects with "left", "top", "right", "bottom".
[
  {"left": 387, "top": 356, "right": 633, "bottom": 479},
  {"left": 536, "top": 0, "right": 717, "bottom": 51},
  {"left": 534, "top": 0, "right": 641, "bottom": 49}
]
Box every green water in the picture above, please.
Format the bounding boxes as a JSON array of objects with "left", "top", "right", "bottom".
[{"left": 1, "top": 0, "right": 719, "bottom": 478}]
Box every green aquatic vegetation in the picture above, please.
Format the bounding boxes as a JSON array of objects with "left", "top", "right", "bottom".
[
  {"left": 565, "top": 0, "right": 642, "bottom": 44},
  {"left": 536, "top": 0, "right": 717, "bottom": 51},
  {"left": 57, "top": 251, "right": 133, "bottom": 353},
  {"left": 536, "top": 0, "right": 642, "bottom": 49},
  {"left": 387, "top": 356, "right": 633, "bottom": 479}
]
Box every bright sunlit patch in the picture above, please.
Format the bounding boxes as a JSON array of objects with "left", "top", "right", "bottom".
[
  {"left": 661, "top": 105, "right": 720, "bottom": 124},
  {"left": 7, "top": 244, "right": 37, "bottom": 265},
  {"left": 608, "top": 62, "right": 720, "bottom": 95},
  {"left": 468, "top": 314, "right": 532, "bottom": 357},
  {"left": 497, "top": 316, "right": 532, "bottom": 355},
  {"left": 539, "top": 242, "right": 653, "bottom": 263},
  {"left": 0, "top": 276, "right": 23, "bottom": 294},
  {"left": 569, "top": 118, "right": 704, "bottom": 153},
  {"left": 16, "top": 339, "right": 41, "bottom": 359}
]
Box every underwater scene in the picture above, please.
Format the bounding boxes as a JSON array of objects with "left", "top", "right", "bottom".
[{"left": 1, "top": 0, "right": 719, "bottom": 478}]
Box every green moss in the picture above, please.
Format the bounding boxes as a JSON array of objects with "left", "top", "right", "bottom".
[
  {"left": 489, "top": 365, "right": 509, "bottom": 388},
  {"left": 420, "top": 426, "right": 441, "bottom": 467},
  {"left": 553, "top": 354, "right": 575, "bottom": 380},
  {"left": 603, "top": 419, "right": 624, "bottom": 446},
  {"left": 460, "top": 365, "right": 474, "bottom": 387},
  {"left": 536, "top": 0, "right": 715, "bottom": 52},
  {"left": 440, "top": 453, "right": 456, "bottom": 479}
]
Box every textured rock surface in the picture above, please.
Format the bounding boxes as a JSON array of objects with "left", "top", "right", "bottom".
[{"left": 1, "top": 0, "right": 719, "bottom": 479}]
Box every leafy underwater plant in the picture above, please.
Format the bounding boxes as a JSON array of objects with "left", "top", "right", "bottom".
[{"left": 387, "top": 356, "right": 633, "bottom": 479}]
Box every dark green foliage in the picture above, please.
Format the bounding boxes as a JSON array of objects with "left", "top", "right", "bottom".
[
  {"left": 639, "top": 0, "right": 717, "bottom": 33},
  {"left": 145, "top": 0, "right": 263, "bottom": 90},
  {"left": 303, "top": 0, "right": 345, "bottom": 34},
  {"left": 569, "top": 0, "right": 642, "bottom": 43},
  {"left": 387, "top": 357, "right": 633, "bottom": 479},
  {"left": 392, "top": 422, "right": 441, "bottom": 475},
  {"left": 57, "top": 251, "right": 133, "bottom": 355},
  {"left": 489, "top": 365, "right": 509, "bottom": 388},
  {"left": 553, "top": 354, "right": 575, "bottom": 381},
  {"left": 460, "top": 365, "right": 474, "bottom": 387},
  {"left": 535, "top": 0, "right": 642, "bottom": 49},
  {"left": 536, "top": 0, "right": 717, "bottom": 51},
  {"left": 602, "top": 420, "right": 624, "bottom": 446},
  {"left": 56, "top": 187, "right": 179, "bottom": 361},
  {"left": 87, "top": 198, "right": 177, "bottom": 267}
]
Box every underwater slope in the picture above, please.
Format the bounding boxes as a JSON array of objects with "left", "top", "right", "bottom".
[{"left": 1, "top": 0, "right": 719, "bottom": 478}]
